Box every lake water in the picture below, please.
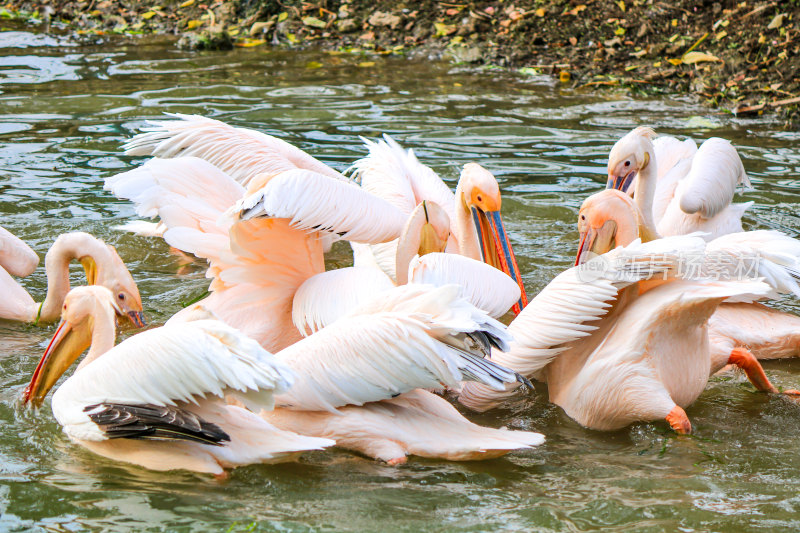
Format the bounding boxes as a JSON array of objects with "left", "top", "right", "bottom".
[{"left": 1, "top": 21, "right": 800, "bottom": 532}]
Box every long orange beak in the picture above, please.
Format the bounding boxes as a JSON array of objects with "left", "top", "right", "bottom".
[
  {"left": 23, "top": 320, "right": 90, "bottom": 407},
  {"left": 575, "top": 220, "right": 618, "bottom": 266},
  {"left": 472, "top": 207, "right": 528, "bottom": 314},
  {"left": 126, "top": 311, "right": 146, "bottom": 328}
]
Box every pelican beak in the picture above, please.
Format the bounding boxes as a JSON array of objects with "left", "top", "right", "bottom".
[
  {"left": 575, "top": 220, "right": 618, "bottom": 266},
  {"left": 606, "top": 171, "right": 637, "bottom": 193},
  {"left": 22, "top": 319, "right": 92, "bottom": 408},
  {"left": 471, "top": 207, "right": 528, "bottom": 314},
  {"left": 126, "top": 310, "right": 146, "bottom": 328}
]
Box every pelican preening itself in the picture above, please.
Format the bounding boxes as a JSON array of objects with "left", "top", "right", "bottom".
[
  {"left": 606, "top": 127, "right": 752, "bottom": 240},
  {"left": 1, "top": 231, "right": 145, "bottom": 327},
  {"left": 23, "top": 284, "right": 541, "bottom": 473}
]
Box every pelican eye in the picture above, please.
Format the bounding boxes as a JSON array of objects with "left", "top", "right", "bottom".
[
  {"left": 580, "top": 214, "right": 586, "bottom": 220},
  {"left": 624, "top": 160, "right": 631, "bottom": 167},
  {"left": 476, "top": 194, "right": 483, "bottom": 202},
  {"left": 118, "top": 293, "right": 125, "bottom": 300}
]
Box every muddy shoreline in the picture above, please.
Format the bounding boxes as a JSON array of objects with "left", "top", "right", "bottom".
[{"left": 4, "top": 1, "right": 799, "bottom": 126}]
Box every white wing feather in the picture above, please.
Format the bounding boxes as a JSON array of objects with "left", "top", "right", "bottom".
[
  {"left": 123, "top": 113, "right": 345, "bottom": 187},
  {"left": 677, "top": 137, "right": 750, "bottom": 219},
  {"left": 276, "top": 284, "right": 517, "bottom": 413},
  {"left": 53, "top": 320, "right": 293, "bottom": 442},
  {"left": 408, "top": 253, "right": 520, "bottom": 318},
  {"left": 233, "top": 168, "right": 408, "bottom": 244}
]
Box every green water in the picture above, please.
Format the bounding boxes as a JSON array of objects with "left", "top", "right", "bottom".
[{"left": 1, "top": 22, "right": 800, "bottom": 532}]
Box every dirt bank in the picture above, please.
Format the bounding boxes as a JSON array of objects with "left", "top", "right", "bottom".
[{"left": 4, "top": 0, "right": 799, "bottom": 126}]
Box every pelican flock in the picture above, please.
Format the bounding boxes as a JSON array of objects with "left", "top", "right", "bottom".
[{"left": 6, "top": 116, "right": 800, "bottom": 477}]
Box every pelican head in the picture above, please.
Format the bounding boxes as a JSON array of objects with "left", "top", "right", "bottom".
[
  {"left": 606, "top": 127, "right": 656, "bottom": 194},
  {"left": 459, "top": 163, "right": 528, "bottom": 313},
  {"left": 575, "top": 190, "right": 640, "bottom": 265},
  {"left": 88, "top": 243, "right": 146, "bottom": 328},
  {"left": 23, "top": 286, "right": 117, "bottom": 407}
]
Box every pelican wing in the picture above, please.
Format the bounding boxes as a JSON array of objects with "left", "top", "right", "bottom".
[
  {"left": 677, "top": 137, "right": 750, "bottom": 219},
  {"left": 276, "top": 284, "right": 523, "bottom": 413},
  {"left": 233, "top": 168, "right": 408, "bottom": 244},
  {"left": 291, "top": 266, "right": 395, "bottom": 336},
  {"left": 652, "top": 135, "right": 697, "bottom": 182},
  {"left": 408, "top": 253, "right": 521, "bottom": 318},
  {"left": 458, "top": 235, "right": 708, "bottom": 410},
  {"left": 123, "top": 113, "right": 345, "bottom": 187},
  {"left": 352, "top": 135, "right": 456, "bottom": 222},
  {"left": 53, "top": 319, "right": 292, "bottom": 442},
  {"left": 0, "top": 225, "right": 38, "bottom": 277}
]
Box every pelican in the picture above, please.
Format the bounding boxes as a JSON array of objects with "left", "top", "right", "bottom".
[
  {"left": 578, "top": 189, "right": 800, "bottom": 379},
  {"left": 351, "top": 137, "right": 528, "bottom": 313},
  {"left": 459, "top": 234, "right": 800, "bottom": 433},
  {"left": 292, "top": 200, "right": 523, "bottom": 335},
  {"left": 25, "top": 284, "right": 541, "bottom": 469},
  {"left": 120, "top": 115, "right": 528, "bottom": 313},
  {"left": 23, "top": 286, "right": 333, "bottom": 476},
  {"left": 606, "top": 127, "right": 752, "bottom": 240},
  {"left": 1, "top": 232, "right": 144, "bottom": 327}
]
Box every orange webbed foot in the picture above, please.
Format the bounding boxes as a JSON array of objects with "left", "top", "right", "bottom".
[
  {"left": 665, "top": 406, "right": 691, "bottom": 434},
  {"left": 728, "top": 347, "right": 780, "bottom": 394},
  {"left": 385, "top": 456, "right": 407, "bottom": 466},
  {"left": 782, "top": 389, "right": 800, "bottom": 396}
]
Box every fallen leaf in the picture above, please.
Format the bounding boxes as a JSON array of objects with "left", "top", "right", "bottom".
[
  {"left": 569, "top": 36, "right": 577, "bottom": 46},
  {"left": 277, "top": 12, "right": 288, "bottom": 22},
  {"left": 614, "top": 27, "right": 625, "bottom": 36},
  {"left": 306, "top": 61, "right": 323, "bottom": 68},
  {"left": 617, "top": 0, "right": 625, "bottom": 12},
  {"left": 445, "top": 8, "right": 460, "bottom": 16},
  {"left": 434, "top": 22, "right": 457, "bottom": 37},
  {"left": 302, "top": 16, "right": 326, "bottom": 28},
  {"left": 179, "top": 0, "right": 194, "bottom": 7},
  {"left": 671, "top": 19, "right": 678, "bottom": 27},
  {"left": 141, "top": 11, "right": 156, "bottom": 20},
  {"left": 358, "top": 61, "right": 375, "bottom": 67},
  {"left": 767, "top": 13, "right": 785, "bottom": 30},
  {"left": 90, "top": 9, "right": 101, "bottom": 16},
  {"left": 518, "top": 67, "right": 541, "bottom": 76},
  {"left": 653, "top": 61, "right": 662, "bottom": 67},
  {"left": 235, "top": 38, "right": 266, "bottom": 47},
  {"left": 186, "top": 19, "right": 203, "bottom": 29},
  {"left": 286, "top": 33, "right": 299, "bottom": 43},
  {"left": 485, "top": 6, "right": 496, "bottom": 15},
  {"left": 535, "top": 8, "right": 545, "bottom": 17},
  {"left": 715, "top": 30, "right": 727, "bottom": 40},
  {"left": 228, "top": 28, "right": 240, "bottom": 36},
  {"left": 358, "top": 31, "right": 375, "bottom": 41},
  {"left": 682, "top": 51, "right": 721, "bottom": 64},
  {"left": 449, "top": 35, "right": 463, "bottom": 45},
  {"left": 559, "top": 71, "right": 571, "bottom": 82},
  {"left": 667, "top": 58, "right": 683, "bottom": 65},
  {"left": 567, "top": 5, "right": 587, "bottom": 15}
]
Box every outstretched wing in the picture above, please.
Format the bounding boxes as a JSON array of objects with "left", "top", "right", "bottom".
[{"left": 123, "top": 113, "right": 345, "bottom": 187}]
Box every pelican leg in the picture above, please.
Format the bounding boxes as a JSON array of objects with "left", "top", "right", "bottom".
[
  {"left": 728, "top": 347, "right": 800, "bottom": 395},
  {"left": 665, "top": 406, "right": 691, "bottom": 434}
]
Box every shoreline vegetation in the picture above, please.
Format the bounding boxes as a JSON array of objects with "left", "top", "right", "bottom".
[{"left": 4, "top": 0, "right": 799, "bottom": 127}]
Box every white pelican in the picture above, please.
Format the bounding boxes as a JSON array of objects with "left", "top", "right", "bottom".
[
  {"left": 120, "top": 116, "right": 528, "bottom": 313},
  {"left": 351, "top": 137, "right": 528, "bottom": 313},
  {"left": 106, "top": 156, "right": 408, "bottom": 352},
  {"left": 23, "top": 286, "right": 333, "bottom": 476},
  {"left": 606, "top": 127, "right": 752, "bottom": 240},
  {"left": 0, "top": 232, "right": 144, "bottom": 327},
  {"left": 578, "top": 189, "right": 800, "bottom": 380},
  {"left": 459, "top": 234, "right": 800, "bottom": 433},
  {"left": 291, "top": 200, "right": 523, "bottom": 335}
]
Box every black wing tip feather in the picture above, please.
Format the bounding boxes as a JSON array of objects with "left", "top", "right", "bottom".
[{"left": 84, "top": 403, "right": 230, "bottom": 446}]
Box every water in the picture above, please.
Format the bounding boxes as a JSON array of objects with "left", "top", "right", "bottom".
[{"left": 1, "top": 22, "right": 800, "bottom": 532}]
